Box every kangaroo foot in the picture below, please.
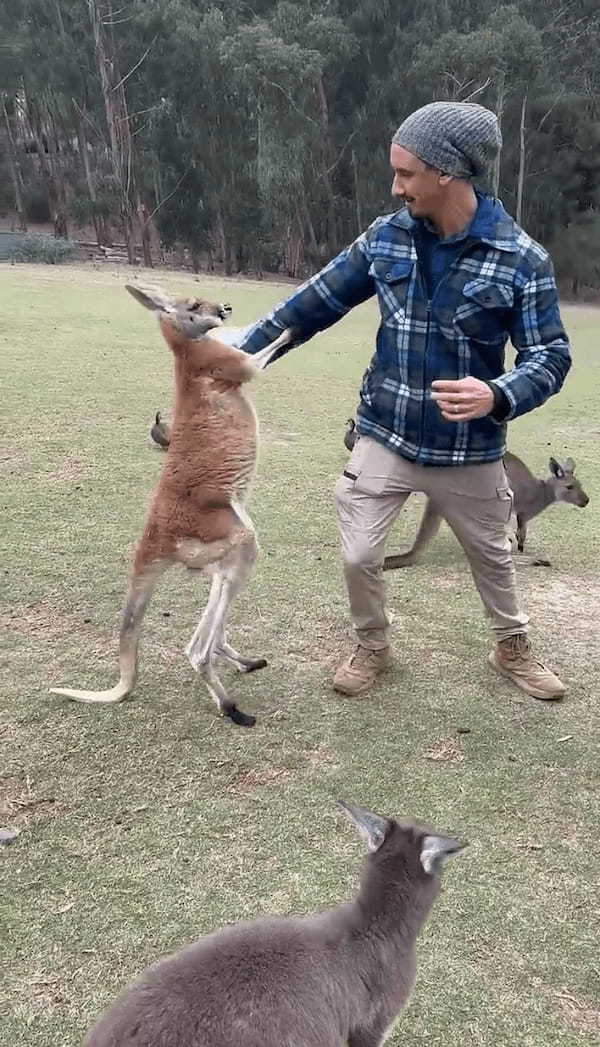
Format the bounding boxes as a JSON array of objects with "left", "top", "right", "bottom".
[
  {"left": 224, "top": 703, "right": 256, "bottom": 728},
  {"left": 383, "top": 553, "right": 418, "bottom": 571}
]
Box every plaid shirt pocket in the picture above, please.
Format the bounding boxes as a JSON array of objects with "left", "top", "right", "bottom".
[
  {"left": 369, "top": 258, "right": 414, "bottom": 326},
  {"left": 455, "top": 279, "right": 514, "bottom": 344}
]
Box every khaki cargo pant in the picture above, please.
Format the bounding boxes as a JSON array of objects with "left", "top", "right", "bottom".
[{"left": 335, "top": 436, "right": 529, "bottom": 649}]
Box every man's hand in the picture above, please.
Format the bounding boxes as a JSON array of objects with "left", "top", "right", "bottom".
[{"left": 431, "top": 377, "right": 494, "bottom": 422}]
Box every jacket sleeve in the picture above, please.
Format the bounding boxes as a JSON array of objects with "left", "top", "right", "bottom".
[
  {"left": 237, "top": 228, "right": 377, "bottom": 361},
  {"left": 489, "top": 256, "right": 571, "bottom": 420}
]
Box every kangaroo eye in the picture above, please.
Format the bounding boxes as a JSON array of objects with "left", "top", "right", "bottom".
[{"left": 189, "top": 301, "right": 202, "bottom": 312}]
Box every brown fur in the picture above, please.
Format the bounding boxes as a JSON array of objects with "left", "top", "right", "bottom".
[
  {"left": 50, "top": 287, "right": 292, "bottom": 724},
  {"left": 135, "top": 316, "right": 259, "bottom": 569}
]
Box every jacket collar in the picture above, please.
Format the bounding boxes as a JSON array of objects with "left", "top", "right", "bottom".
[{"left": 389, "top": 192, "right": 519, "bottom": 253}]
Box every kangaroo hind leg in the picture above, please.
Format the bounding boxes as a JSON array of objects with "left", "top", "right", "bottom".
[
  {"left": 50, "top": 559, "right": 168, "bottom": 703},
  {"left": 384, "top": 498, "right": 442, "bottom": 570},
  {"left": 185, "top": 532, "right": 260, "bottom": 727}
]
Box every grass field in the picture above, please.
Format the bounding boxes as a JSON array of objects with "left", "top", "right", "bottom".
[{"left": 1, "top": 262, "right": 598, "bottom": 1045}]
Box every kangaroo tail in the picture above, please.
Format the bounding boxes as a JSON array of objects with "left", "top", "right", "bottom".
[{"left": 50, "top": 565, "right": 164, "bottom": 704}]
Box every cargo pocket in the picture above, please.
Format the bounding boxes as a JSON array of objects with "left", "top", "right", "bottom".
[
  {"left": 335, "top": 437, "right": 391, "bottom": 502},
  {"left": 495, "top": 484, "right": 514, "bottom": 524}
]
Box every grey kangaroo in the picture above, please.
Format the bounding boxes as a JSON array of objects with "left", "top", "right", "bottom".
[
  {"left": 84, "top": 801, "right": 465, "bottom": 1047},
  {"left": 384, "top": 451, "right": 589, "bottom": 570}
]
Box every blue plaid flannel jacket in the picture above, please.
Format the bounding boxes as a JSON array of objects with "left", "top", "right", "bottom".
[{"left": 238, "top": 193, "right": 571, "bottom": 466}]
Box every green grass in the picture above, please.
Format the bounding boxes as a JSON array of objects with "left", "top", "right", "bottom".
[{"left": 1, "top": 263, "right": 598, "bottom": 1045}]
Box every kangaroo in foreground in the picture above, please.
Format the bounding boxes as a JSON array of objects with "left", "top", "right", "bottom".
[
  {"left": 84, "top": 800, "right": 465, "bottom": 1047},
  {"left": 383, "top": 451, "right": 589, "bottom": 571},
  {"left": 50, "top": 285, "right": 293, "bottom": 727}
]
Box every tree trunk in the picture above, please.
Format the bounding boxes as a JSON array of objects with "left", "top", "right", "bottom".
[
  {"left": 215, "top": 207, "right": 232, "bottom": 274},
  {"left": 88, "top": 0, "right": 138, "bottom": 264},
  {"left": 351, "top": 148, "right": 363, "bottom": 235},
  {"left": 76, "top": 114, "right": 111, "bottom": 246},
  {"left": 137, "top": 199, "right": 153, "bottom": 267},
  {"left": 24, "top": 90, "right": 69, "bottom": 238},
  {"left": 316, "top": 74, "right": 338, "bottom": 247},
  {"left": 491, "top": 72, "right": 505, "bottom": 197},
  {"left": 293, "top": 200, "right": 310, "bottom": 269},
  {"left": 516, "top": 92, "right": 527, "bottom": 227},
  {"left": 2, "top": 97, "right": 27, "bottom": 231},
  {"left": 300, "top": 185, "right": 318, "bottom": 256}
]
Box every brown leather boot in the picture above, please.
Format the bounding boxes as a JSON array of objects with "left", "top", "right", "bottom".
[
  {"left": 489, "top": 634, "right": 566, "bottom": 700},
  {"left": 332, "top": 645, "right": 391, "bottom": 697}
]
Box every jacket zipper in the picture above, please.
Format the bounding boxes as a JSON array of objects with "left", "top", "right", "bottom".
[
  {"left": 418, "top": 294, "right": 431, "bottom": 460},
  {"left": 414, "top": 242, "right": 473, "bottom": 461}
]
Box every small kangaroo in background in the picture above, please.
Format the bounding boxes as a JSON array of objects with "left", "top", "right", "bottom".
[
  {"left": 150, "top": 410, "right": 171, "bottom": 449},
  {"left": 51, "top": 285, "right": 293, "bottom": 727},
  {"left": 84, "top": 801, "right": 465, "bottom": 1047},
  {"left": 384, "top": 451, "right": 589, "bottom": 571}
]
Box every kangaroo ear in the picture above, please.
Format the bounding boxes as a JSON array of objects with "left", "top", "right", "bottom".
[
  {"left": 126, "top": 284, "right": 176, "bottom": 313},
  {"left": 563, "top": 457, "right": 575, "bottom": 473},
  {"left": 337, "top": 800, "right": 391, "bottom": 852},
  {"left": 548, "top": 456, "right": 564, "bottom": 478},
  {"left": 420, "top": 834, "right": 466, "bottom": 875}
]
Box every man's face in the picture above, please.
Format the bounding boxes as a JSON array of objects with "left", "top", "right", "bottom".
[{"left": 390, "top": 143, "right": 446, "bottom": 218}]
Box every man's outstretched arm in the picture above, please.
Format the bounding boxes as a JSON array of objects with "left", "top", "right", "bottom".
[{"left": 238, "top": 228, "right": 378, "bottom": 361}]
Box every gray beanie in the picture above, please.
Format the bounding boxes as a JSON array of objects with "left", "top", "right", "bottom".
[{"left": 392, "top": 102, "right": 502, "bottom": 180}]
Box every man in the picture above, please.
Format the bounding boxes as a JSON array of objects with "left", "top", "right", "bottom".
[{"left": 238, "top": 101, "right": 571, "bottom": 701}]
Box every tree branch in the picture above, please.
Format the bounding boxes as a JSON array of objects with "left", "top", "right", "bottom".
[
  {"left": 537, "top": 87, "right": 566, "bottom": 132},
  {"left": 112, "top": 37, "right": 156, "bottom": 92},
  {"left": 260, "top": 77, "right": 321, "bottom": 129},
  {"left": 320, "top": 127, "right": 360, "bottom": 179},
  {"left": 146, "top": 168, "right": 191, "bottom": 223},
  {"left": 462, "top": 77, "right": 492, "bottom": 102}
]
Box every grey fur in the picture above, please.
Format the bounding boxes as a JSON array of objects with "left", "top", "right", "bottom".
[
  {"left": 84, "top": 804, "right": 464, "bottom": 1047},
  {"left": 384, "top": 450, "right": 589, "bottom": 570}
]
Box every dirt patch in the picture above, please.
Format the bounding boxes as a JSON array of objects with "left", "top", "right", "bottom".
[
  {"left": 159, "top": 645, "right": 181, "bottom": 667},
  {"left": 0, "top": 446, "right": 29, "bottom": 471},
  {"left": 547, "top": 988, "right": 600, "bottom": 1033},
  {"left": 0, "top": 776, "right": 70, "bottom": 829},
  {"left": 560, "top": 823, "right": 579, "bottom": 848},
  {"left": 28, "top": 975, "right": 69, "bottom": 1010},
  {"left": 47, "top": 457, "right": 87, "bottom": 483},
  {"left": 304, "top": 743, "right": 338, "bottom": 770},
  {"left": 423, "top": 737, "right": 464, "bottom": 762},
  {"left": 0, "top": 722, "right": 18, "bottom": 743},
  {"left": 522, "top": 576, "right": 599, "bottom": 651},
  {"left": 228, "top": 765, "right": 294, "bottom": 794},
  {"left": 432, "top": 568, "right": 463, "bottom": 591},
  {"left": 1, "top": 600, "right": 113, "bottom": 655},
  {"left": 290, "top": 617, "right": 349, "bottom": 669}
]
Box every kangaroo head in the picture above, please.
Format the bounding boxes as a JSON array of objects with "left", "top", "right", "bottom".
[
  {"left": 548, "top": 457, "right": 590, "bottom": 508},
  {"left": 126, "top": 284, "right": 231, "bottom": 341},
  {"left": 337, "top": 800, "right": 465, "bottom": 880}
]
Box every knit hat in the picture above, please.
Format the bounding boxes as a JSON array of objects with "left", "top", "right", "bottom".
[{"left": 392, "top": 102, "right": 502, "bottom": 180}]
